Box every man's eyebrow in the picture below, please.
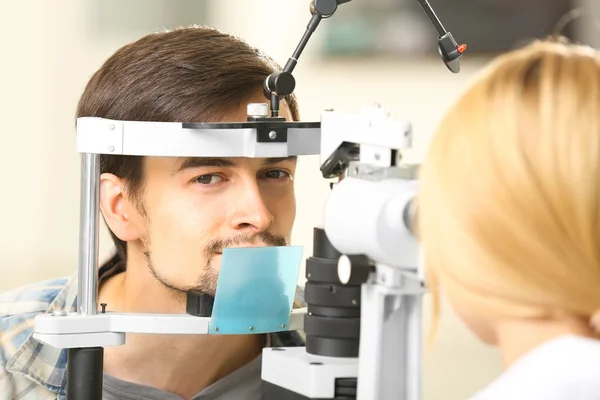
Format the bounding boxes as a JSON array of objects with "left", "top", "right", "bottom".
[
  {"left": 261, "top": 156, "right": 297, "bottom": 166},
  {"left": 173, "top": 156, "right": 297, "bottom": 174},
  {"left": 174, "top": 158, "right": 237, "bottom": 173}
]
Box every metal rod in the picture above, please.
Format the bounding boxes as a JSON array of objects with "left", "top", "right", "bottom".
[
  {"left": 284, "top": 13, "right": 322, "bottom": 73},
  {"left": 77, "top": 153, "right": 101, "bottom": 315},
  {"left": 407, "top": 295, "right": 423, "bottom": 400},
  {"left": 416, "top": 0, "right": 446, "bottom": 36}
]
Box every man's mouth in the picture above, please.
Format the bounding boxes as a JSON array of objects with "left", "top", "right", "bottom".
[{"left": 214, "top": 244, "right": 270, "bottom": 255}]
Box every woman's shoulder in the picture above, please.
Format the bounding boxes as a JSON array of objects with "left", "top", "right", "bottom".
[{"left": 470, "top": 335, "right": 600, "bottom": 400}]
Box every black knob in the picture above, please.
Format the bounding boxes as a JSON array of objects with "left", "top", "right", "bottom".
[
  {"left": 265, "top": 71, "right": 296, "bottom": 97},
  {"left": 311, "top": 0, "right": 338, "bottom": 16},
  {"left": 337, "top": 255, "right": 373, "bottom": 285}
]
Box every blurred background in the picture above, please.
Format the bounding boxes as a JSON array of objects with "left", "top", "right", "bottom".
[{"left": 1, "top": 0, "right": 599, "bottom": 399}]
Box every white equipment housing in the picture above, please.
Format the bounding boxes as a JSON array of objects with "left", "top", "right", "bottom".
[{"left": 261, "top": 106, "right": 424, "bottom": 400}]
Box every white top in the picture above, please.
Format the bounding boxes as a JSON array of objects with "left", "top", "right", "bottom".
[
  {"left": 247, "top": 103, "right": 269, "bottom": 117},
  {"left": 470, "top": 335, "right": 600, "bottom": 400}
]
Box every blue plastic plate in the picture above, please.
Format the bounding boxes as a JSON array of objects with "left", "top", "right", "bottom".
[{"left": 209, "top": 246, "right": 303, "bottom": 334}]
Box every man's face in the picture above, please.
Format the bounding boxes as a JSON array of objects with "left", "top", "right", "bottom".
[{"left": 126, "top": 98, "right": 296, "bottom": 297}]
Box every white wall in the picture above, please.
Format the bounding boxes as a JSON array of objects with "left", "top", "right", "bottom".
[{"left": 0, "top": 1, "right": 509, "bottom": 399}]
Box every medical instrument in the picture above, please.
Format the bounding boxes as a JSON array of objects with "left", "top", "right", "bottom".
[{"left": 32, "top": 1, "right": 465, "bottom": 398}]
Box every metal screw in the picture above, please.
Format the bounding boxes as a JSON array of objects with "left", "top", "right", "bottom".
[
  {"left": 101, "top": 303, "right": 107, "bottom": 313},
  {"left": 269, "top": 131, "right": 277, "bottom": 140},
  {"left": 107, "top": 145, "right": 115, "bottom": 153},
  {"left": 52, "top": 310, "right": 67, "bottom": 316},
  {"left": 352, "top": 300, "right": 357, "bottom": 306},
  {"left": 249, "top": 326, "right": 254, "bottom": 331},
  {"left": 108, "top": 124, "right": 115, "bottom": 131},
  {"left": 281, "top": 324, "right": 286, "bottom": 329},
  {"left": 214, "top": 326, "right": 219, "bottom": 332}
]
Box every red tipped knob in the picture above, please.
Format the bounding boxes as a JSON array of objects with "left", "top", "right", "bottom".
[{"left": 457, "top": 44, "right": 467, "bottom": 54}]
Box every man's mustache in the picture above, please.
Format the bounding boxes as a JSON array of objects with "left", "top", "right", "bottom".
[{"left": 204, "top": 232, "right": 288, "bottom": 257}]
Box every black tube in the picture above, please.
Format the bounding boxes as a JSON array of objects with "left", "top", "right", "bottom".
[
  {"left": 284, "top": 13, "right": 322, "bottom": 73},
  {"left": 67, "top": 347, "right": 104, "bottom": 400},
  {"left": 270, "top": 93, "right": 280, "bottom": 118}
]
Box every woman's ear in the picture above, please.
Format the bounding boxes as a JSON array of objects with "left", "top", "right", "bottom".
[{"left": 99, "top": 173, "right": 140, "bottom": 242}]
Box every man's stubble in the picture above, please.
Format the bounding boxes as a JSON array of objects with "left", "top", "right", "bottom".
[{"left": 143, "top": 230, "right": 288, "bottom": 300}]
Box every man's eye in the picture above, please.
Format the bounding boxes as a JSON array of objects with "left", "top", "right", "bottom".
[
  {"left": 194, "top": 174, "right": 223, "bottom": 185},
  {"left": 264, "top": 170, "right": 290, "bottom": 179}
]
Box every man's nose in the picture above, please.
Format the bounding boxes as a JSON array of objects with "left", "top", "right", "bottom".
[{"left": 229, "top": 181, "right": 274, "bottom": 232}]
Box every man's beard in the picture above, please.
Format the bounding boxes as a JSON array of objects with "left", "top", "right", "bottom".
[{"left": 144, "top": 231, "right": 288, "bottom": 299}]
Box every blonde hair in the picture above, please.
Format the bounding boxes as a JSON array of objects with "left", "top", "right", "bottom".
[{"left": 418, "top": 38, "right": 600, "bottom": 339}]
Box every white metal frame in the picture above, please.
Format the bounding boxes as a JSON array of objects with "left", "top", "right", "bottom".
[
  {"left": 76, "top": 117, "right": 321, "bottom": 157},
  {"left": 34, "top": 308, "right": 307, "bottom": 349}
]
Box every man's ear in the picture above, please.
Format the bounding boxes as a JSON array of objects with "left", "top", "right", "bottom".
[{"left": 99, "top": 173, "right": 141, "bottom": 242}]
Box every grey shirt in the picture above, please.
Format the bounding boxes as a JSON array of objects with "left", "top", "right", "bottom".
[
  {"left": 102, "top": 354, "right": 263, "bottom": 400},
  {"left": 97, "top": 257, "right": 304, "bottom": 399}
]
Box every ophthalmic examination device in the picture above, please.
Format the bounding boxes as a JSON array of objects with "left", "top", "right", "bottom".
[{"left": 31, "top": 1, "right": 466, "bottom": 399}]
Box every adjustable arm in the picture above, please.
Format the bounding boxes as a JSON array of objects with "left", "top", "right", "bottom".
[{"left": 264, "top": 0, "right": 351, "bottom": 117}]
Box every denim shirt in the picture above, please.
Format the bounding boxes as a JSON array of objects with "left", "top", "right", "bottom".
[{"left": 0, "top": 269, "right": 305, "bottom": 399}]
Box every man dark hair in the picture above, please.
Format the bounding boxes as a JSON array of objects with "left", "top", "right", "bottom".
[
  {"left": 76, "top": 26, "right": 299, "bottom": 266},
  {"left": 0, "top": 25, "right": 305, "bottom": 400}
]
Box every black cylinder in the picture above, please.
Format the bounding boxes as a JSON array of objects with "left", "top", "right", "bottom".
[
  {"left": 67, "top": 347, "right": 104, "bottom": 400},
  {"left": 304, "top": 227, "right": 361, "bottom": 358}
]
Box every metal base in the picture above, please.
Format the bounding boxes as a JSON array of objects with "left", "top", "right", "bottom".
[
  {"left": 263, "top": 380, "right": 357, "bottom": 400},
  {"left": 261, "top": 347, "right": 358, "bottom": 399}
]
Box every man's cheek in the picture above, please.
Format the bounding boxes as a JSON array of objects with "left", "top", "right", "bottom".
[
  {"left": 270, "top": 194, "right": 296, "bottom": 228},
  {"left": 148, "top": 218, "right": 203, "bottom": 269},
  {"left": 154, "top": 198, "right": 210, "bottom": 238}
]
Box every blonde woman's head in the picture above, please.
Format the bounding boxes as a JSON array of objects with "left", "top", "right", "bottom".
[{"left": 418, "top": 39, "right": 600, "bottom": 344}]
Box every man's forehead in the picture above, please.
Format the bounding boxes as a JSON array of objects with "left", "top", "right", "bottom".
[{"left": 172, "top": 156, "right": 297, "bottom": 173}]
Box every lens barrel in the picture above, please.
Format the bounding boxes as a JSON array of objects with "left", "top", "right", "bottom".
[{"left": 304, "top": 227, "right": 361, "bottom": 358}]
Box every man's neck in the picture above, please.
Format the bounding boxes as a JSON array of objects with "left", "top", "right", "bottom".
[
  {"left": 495, "top": 315, "right": 599, "bottom": 370},
  {"left": 97, "top": 254, "right": 266, "bottom": 399}
]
